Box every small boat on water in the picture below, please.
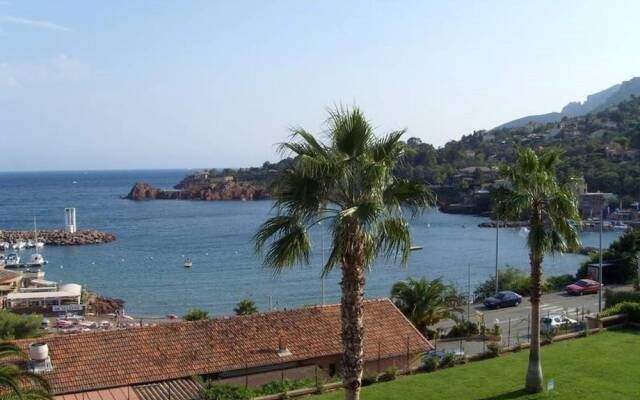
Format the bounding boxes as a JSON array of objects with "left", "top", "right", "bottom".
[
  {"left": 11, "top": 240, "right": 26, "bottom": 250},
  {"left": 5, "top": 253, "right": 21, "bottom": 267},
  {"left": 183, "top": 258, "right": 193, "bottom": 268},
  {"left": 27, "top": 253, "right": 47, "bottom": 267},
  {"left": 0, "top": 242, "right": 9, "bottom": 251},
  {"left": 409, "top": 245, "right": 424, "bottom": 251}
]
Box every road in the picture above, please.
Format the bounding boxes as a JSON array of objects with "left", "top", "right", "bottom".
[{"left": 431, "top": 285, "right": 630, "bottom": 355}]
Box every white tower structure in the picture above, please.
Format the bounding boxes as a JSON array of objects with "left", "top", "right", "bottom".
[{"left": 64, "top": 208, "right": 77, "bottom": 233}]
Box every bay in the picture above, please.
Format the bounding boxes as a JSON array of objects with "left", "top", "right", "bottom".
[{"left": 0, "top": 170, "right": 621, "bottom": 317}]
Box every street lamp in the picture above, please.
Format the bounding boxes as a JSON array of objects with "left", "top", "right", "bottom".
[
  {"left": 495, "top": 221, "right": 499, "bottom": 295},
  {"left": 598, "top": 208, "right": 603, "bottom": 313},
  {"left": 319, "top": 222, "right": 325, "bottom": 305}
]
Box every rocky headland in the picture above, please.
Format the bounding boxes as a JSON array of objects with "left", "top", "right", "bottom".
[
  {"left": 0, "top": 230, "right": 116, "bottom": 246},
  {"left": 125, "top": 178, "right": 271, "bottom": 201}
]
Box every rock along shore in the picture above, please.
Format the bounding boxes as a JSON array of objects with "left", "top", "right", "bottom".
[{"left": 0, "top": 230, "right": 116, "bottom": 246}]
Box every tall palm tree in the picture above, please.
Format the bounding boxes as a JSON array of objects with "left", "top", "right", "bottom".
[
  {"left": 495, "top": 148, "right": 580, "bottom": 393},
  {"left": 0, "top": 342, "right": 51, "bottom": 400},
  {"left": 255, "top": 106, "right": 434, "bottom": 400},
  {"left": 390, "top": 278, "right": 460, "bottom": 336}
]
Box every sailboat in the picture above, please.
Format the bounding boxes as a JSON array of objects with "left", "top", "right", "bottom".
[{"left": 28, "top": 217, "right": 47, "bottom": 267}]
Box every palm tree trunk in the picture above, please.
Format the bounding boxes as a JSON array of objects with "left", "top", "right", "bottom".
[
  {"left": 525, "top": 251, "right": 544, "bottom": 393},
  {"left": 340, "top": 237, "right": 366, "bottom": 400}
]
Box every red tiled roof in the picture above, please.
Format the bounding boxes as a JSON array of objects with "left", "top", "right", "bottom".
[{"left": 16, "top": 299, "right": 430, "bottom": 395}]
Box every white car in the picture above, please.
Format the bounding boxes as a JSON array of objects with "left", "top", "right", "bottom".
[{"left": 541, "top": 315, "right": 577, "bottom": 334}]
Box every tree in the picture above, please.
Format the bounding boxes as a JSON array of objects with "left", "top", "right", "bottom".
[
  {"left": 255, "top": 106, "right": 434, "bottom": 400},
  {"left": 0, "top": 311, "right": 43, "bottom": 340},
  {"left": 234, "top": 299, "right": 258, "bottom": 316},
  {"left": 0, "top": 342, "right": 51, "bottom": 400},
  {"left": 183, "top": 308, "right": 209, "bottom": 321},
  {"left": 495, "top": 148, "right": 580, "bottom": 393},
  {"left": 390, "top": 278, "right": 461, "bottom": 337}
]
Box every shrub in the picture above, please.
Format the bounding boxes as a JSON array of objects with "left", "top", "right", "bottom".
[
  {"left": 474, "top": 267, "right": 531, "bottom": 300},
  {"left": 440, "top": 352, "right": 456, "bottom": 368},
  {"left": 234, "top": 298, "right": 258, "bottom": 316},
  {"left": 491, "top": 323, "right": 501, "bottom": 337},
  {"left": 423, "top": 356, "right": 439, "bottom": 372},
  {"left": 200, "top": 384, "right": 253, "bottom": 400},
  {"left": 361, "top": 373, "right": 379, "bottom": 387},
  {"left": 0, "top": 311, "right": 42, "bottom": 339},
  {"left": 545, "top": 274, "right": 575, "bottom": 291},
  {"left": 599, "top": 301, "right": 640, "bottom": 322},
  {"left": 446, "top": 320, "right": 479, "bottom": 338},
  {"left": 604, "top": 289, "right": 640, "bottom": 309},
  {"left": 378, "top": 366, "right": 400, "bottom": 382},
  {"left": 256, "top": 379, "right": 313, "bottom": 396},
  {"left": 486, "top": 342, "right": 502, "bottom": 358},
  {"left": 183, "top": 308, "right": 209, "bottom": 321}
]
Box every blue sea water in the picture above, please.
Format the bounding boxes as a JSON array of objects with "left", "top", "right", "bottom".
[{"left": 0, "top": 170, "right": 621, "bottom": 317}]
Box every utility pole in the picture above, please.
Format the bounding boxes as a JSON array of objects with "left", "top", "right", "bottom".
[
  {"left": 467, "top": 263, "right": 471, "bottom": 321},
  {"left": 495, "top": 221, "right": 499, "bottom": 295},
  {"left": 320, "top": 222, "right": 325, "bottom": 305},
  {"left": 598, "top": 208, "right": 603, "bottom": 313}
]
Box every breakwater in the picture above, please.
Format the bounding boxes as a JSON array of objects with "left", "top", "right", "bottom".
[{"left": 0, "top": 230, "right": 116, "bottom": 246}]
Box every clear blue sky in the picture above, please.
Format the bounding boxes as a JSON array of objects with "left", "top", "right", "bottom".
[{"left": 1, "top": 1, "right": 639, "bottom": 171}]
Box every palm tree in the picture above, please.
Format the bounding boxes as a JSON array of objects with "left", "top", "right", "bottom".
[
  {"left": 234, "top": 298, "right": 258, "bottom": 316},
  {"left": 0, "top": 342, "right": 51, "bottom": 400},
  {"left": 255, "top": 106, "right": 434, "bottom": 400},
  {"left": 390, "top": 278, "right": 461, "bottom": 336},
  {"left": 495, "top": 148, "right": 580, "bottom": 393}
]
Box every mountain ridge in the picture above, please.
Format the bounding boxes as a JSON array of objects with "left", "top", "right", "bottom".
[{"left": 496, "top": 77, "right": 639, "bottom": 129}]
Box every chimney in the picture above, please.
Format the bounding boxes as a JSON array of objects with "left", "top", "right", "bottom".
[
  {"left": 277, "top": 334, "right": 292, "bottom": 357},
  {"left": 28, "top": 343, "right": 53, "bottom": 373}
]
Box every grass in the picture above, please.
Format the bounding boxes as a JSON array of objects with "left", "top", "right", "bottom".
[{"left": 315, "top": 330, "right": 640, "bottom": 399}]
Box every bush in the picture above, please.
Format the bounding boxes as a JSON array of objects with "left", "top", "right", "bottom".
[
  {"left": 440, "top": 352, "right": 456, "bottom": 368},
  {"left": 545, "top": 274, "right": 575, "bottom": 291},
  {"left": 474, "top": 267, "right": 531, "bottom": 300},
  {"left": 491, "top": 323, "right": 501, "bottom": 337},
  {"left": 183, "top": 308, "right": 209, "bottom": 321},
  {"left": 604, "top": 289, "right": 640, "bottom": 309},
  {"left": 200, "top": 384, "right": 253, "bottom": 400},
  {"left": 361, "top": 373, "right": 379, "bottom": 387},
  {"left": 378, "top": 366, "right": 400, "bottom": 382},
  {"left": 446, "top": 320, "right": 479, "bottom": 338},
  {"left": 486, "top": 342, "right": 502, "bottom": 358},
  {"left": 0, "top": 311, "right": 42, "bottom": 339},
  {"left": 423, "top": 356, "right": 439, "bottom": 372},
  {"left": 599, "top": 301, "right": 640, "bottom": 322},
  {"left": 256, "top": 379, "right": 313, "bottom": 396}
]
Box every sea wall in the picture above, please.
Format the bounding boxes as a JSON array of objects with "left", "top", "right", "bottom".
[{"left": 0, "top": 230, "right": 116, "bottom": 246}]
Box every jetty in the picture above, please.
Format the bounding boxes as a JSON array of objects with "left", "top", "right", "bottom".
[{"left": 0, "top": 229, "right": 115, "bottom": 246}]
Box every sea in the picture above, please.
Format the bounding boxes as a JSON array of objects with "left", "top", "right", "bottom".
[{"left": 0, "top": 170, "right": 622, "bottom": 317}]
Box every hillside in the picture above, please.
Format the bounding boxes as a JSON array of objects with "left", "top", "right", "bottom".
[
  {"left": 398, "top": 94, "right": 640, "bottom": 199},
  {"left": 497, "top": 77, "right": 640, "bottom": 129}
]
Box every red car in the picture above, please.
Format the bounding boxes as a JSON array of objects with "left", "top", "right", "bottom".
[{"left": 565, "top": 279, "right": 602, "bottom": 295}]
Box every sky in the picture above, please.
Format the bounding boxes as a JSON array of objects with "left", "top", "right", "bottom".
[{"left": 1, "top": 1, "right": 639, "bottom": 171}]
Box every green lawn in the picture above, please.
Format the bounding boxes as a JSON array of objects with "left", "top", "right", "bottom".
[{"left": 316, "top": 330, "right": 640, "bottom": 400}]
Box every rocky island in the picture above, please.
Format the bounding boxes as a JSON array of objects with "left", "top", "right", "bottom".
[{"left": 124, "top": 164, "right": 287, "bottom": 201}]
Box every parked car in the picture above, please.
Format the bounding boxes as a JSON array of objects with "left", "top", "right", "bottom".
[
  {"left": 565, "top": 279, "right": 602, "bottom": 295},
  {"left": 541, "top": 315, "right": 578, "bottom": 334},
  {"left": 483, "top": 291, "right": 522, "bottom": 309}
]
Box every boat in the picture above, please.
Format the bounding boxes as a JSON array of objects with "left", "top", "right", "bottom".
[
  {"left": 0, "top": 242, "right": 9, "bottom": 251},
  {"left": 409, "top": 245, "right": 424, "bottom": 251},
  {"left": 612, "top": 221, "right": 628, "bottom": 231},
  {"left": 35, "top": 241, "right": 45, "bottom": 248},
  {"left": 12, "top": 240, "right": 26, "bottom": 250},
  {"left": 5, "top": 253, "right": 21, "bottom": 267},
  {"left": 183, "top": 258, "right": 193, "bottom": 268},
  {"left": 27, "top": 253, "right": 47, "bottom": 267},
  {"left": 25, "top": 240, "right": 35, "bottom": 249}
]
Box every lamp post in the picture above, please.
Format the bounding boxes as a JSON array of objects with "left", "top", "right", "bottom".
[
  {"left": 598, "top": 208, "right": 603, "bottom": 313},
  {"left": 495, "top": 221, "right": 499, "bottom": 295},
  {"left": 319, "top": 222, "right": 325, "bottom": 305}
]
